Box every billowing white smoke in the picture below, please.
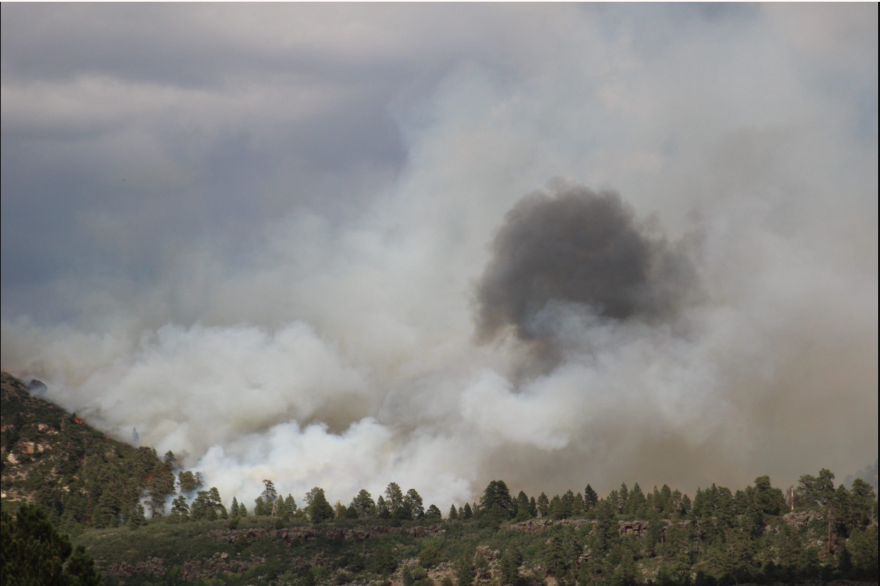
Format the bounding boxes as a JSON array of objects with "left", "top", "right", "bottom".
[{"left": 2, "top": 4, "right": 877, "bottom": 511}]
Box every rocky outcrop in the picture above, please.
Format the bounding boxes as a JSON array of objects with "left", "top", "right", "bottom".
[
  {"left": 782, "top": 509, "right": 824, "bottom": 529},
  {"left": 505, "top": 518, "right": 593, "bottom": 533},
  {"left": 105, "top": 557, "right": 166, "bottom": 580},
  {"left": 180, "top": 553, "right": 266, "bottom": 582},
  {"left": 506, "top": 517, "right": 657, "bottom": 538},
  {"left": 207, "top": 523, "right": 447, "bottom": 546}
]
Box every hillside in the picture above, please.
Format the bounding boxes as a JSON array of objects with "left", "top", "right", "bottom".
[
  {"left": 2, "top": 370, "right": 877, "bottom": 586},
  {"left": 74, "top": 507, "right": 878, "bottom": 586},
  {"left": 0, "top": 371, "right": 175, "bottom": 533}
]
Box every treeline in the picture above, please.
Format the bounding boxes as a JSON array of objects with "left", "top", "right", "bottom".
[
  {"left": 107, "top": 468, "right": 877, "bottom": 585},
  {"left": 164, "top": 480, "right": 445, "bottom": 527}
]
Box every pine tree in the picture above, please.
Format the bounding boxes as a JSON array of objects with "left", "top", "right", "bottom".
[
  {"left": 170, "top": 495, "right": 190, "bottom": 522},
  {"left": 376, "top": 495, "right": 390, "bottom": 519},
  {"left": 462, "top": 502, "right": 473, "bottom": 519},
  {"left": 585, "top": 484, "right": 599, "bottom": 510},
  {"left": 191, "top": 490, "right": 215, "bottom": 521},
  {"left": 351, "top": 489, "right": 376, "bottom": 518},
  {"left": 516, "top": 491, "right": 530, "bottom": 515},
  {"left": 573, "top": 492, "right": 586, "bottom": 517},
  {"left": 849, "top": 478, "right": 876, "bottom": 530},
  {"left": 306, "top": 487, "right": 334, "bottom": 523},
  {"left": 500, "top": 547, "right": 523, "bottom": 585},
  {"left": 425, "top": 504, "right": 442, "bottom": 519},
  {"left": 679, "top": 493, "right": 692, "bottom": 519},
  {"left": 385, "top": 482, "right": 404, "bottom": 516},
  {"left": 449, "top": 504, "right": 459, "bottom": 520},
  {"left": 628, "top": 483, "right": 647, "bottom": 517},
  {"left": 405, "top": 488, "right": 425, "bottom": 519},
  {"left": 537, "top": 493, "right": 550, "bottom": 517},
  {"left": 480, "top": 480, "right": 515, "bottom": 520},
  {"left": 456, "top": 553, "right": 476, "bottom": 586},
  {"left": 2, "top": 504, "right": 103, "bottom": 585},
  {"left": 619, "top": 483, "right": 629, "bottom": 514},
  {"left": 261, "top": 480, "right": 278, "bottom": 507},
  {"left": 127, "top": 503, "right": 146, "bottom": 530},
  {"left": 230, "top": 497, "right": 240, "bottom": 517}
]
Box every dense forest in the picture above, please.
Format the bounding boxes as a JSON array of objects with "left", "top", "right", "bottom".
[{"left": 1, "top": 371, "right": 877, "bottom": 586}]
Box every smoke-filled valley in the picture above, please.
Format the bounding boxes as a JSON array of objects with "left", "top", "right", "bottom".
[{"left": 1, "top": 3, "right": 877, "bottom": 516}]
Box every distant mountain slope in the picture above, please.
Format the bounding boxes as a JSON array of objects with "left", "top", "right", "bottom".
[{"left": 1, "top": 371, "right": 175, "bottom": 533}]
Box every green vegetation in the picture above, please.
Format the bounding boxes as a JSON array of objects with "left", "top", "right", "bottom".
[
  {"left": 1, "top": 372, "right": 174, "bottom": 534},
  {"left": 1, "top": 503, "right": 103, "bottom": 585},
  {"left": 2, "top": 372, "right": 878, "bottom": 586},
  {"left": 53, "top": 472, "right": 877, "bottom": 586}
]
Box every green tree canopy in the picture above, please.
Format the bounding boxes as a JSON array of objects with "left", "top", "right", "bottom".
[{"left": 1, "top": 503, "right": 104, "bottom": 585}]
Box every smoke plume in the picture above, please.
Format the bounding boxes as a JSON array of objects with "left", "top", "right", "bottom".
[
  {"left": 475, "top": 184, "right": 698, "bottom": 361},
  {"left": 1, "top": 4, "right": 876, "bottom": 512}
]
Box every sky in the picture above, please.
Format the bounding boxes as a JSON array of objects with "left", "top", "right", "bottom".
[{"left": 1, "top": 3, "right": 877, "bottom": 512}]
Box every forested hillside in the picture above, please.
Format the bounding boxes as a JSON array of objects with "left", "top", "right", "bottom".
[
  {"left": 1, "top": 371, "right": 877, "bottom": 586},
  {"left": 0, "top": 371, "right": 175, "bottom": 535}
]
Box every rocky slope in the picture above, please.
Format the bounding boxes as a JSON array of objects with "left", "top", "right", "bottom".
[{"left": 1, "top": 371, "right": 170, "bottom": 528}]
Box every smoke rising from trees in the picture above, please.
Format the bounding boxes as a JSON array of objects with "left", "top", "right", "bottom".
[{"left": 1, "top": 4, "right": 876, "bottom": 510}]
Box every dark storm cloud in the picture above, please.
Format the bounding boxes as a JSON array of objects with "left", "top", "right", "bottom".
[{"left": 476, "top": 184, "right": 697, "bottom": 343}]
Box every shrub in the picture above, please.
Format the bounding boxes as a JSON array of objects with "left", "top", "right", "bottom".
[{"left": 419, "top": 545, "right": 442, "bottom": 568}]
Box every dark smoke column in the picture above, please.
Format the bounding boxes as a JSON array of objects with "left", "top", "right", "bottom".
[{"left": 475, "top": 183, "right": 696, "bottom": 344}]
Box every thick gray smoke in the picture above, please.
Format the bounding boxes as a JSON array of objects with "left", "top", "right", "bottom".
[
  {"left": 476, "top": 185, "right": 697, "bottom": 346},
  {"left": 1, "top": 4, "right": 876, "bottom": 512}
]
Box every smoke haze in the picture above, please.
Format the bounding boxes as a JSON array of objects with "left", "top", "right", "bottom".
[{"left": 1, "top": 4, "right": 877, "bottom": 511}]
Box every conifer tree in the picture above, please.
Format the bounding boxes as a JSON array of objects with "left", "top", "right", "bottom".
[
  {"left": 261, "top": 480, "right": 278, "bottom": 507},
  {"left": 2, "top": 504, "right": 103, "bottom": 585},
  {"left": 170, "top": 495, "right": 190, "bottom": 522},
  {"left": 127, "top": 503, "right": 146, "bottom": 530},
  {"left": 305, "top": 487, "right": 334, "bottom": 523},
  {"left": 573, "top": 492, "right": 586, "bottom": 517},
  {"left": 462, "top": 502, "right": 473, "bottom": 519},
  {"left": 849, "top": 478, "right": 876, "bottom": 530},
  {"left": 537, "top": 493, "right": 550, "bottom": 517},
  {"left": 456, "top": 553, "right": 476, "bottom": 586},
  {"left": 449, "top": 504, "right": 459, "bottom": 520},
  {"left": 230, "top": 497, "right": 239, "bottom": 517},
  {"left": 500, "top": 547, "right": 523, "bottom": 585},
  {"left": 628, "top": 483, "right": 646, "bottom": 516},
  {"left": 351, "top": 489, "right": 376, "bottom": 518},
  {"left": 619, "top": 483, "right": 629, "bottom": 513},
  {"left": 584, "top": 484, "right": 599, "bottom": 510},
  {"left": 376, "top": 495, "right": 390, "bottom": 519},
  {"left": 385, "top": 482, "right": 404, "bottom": 516},
  {"left": 480, "top": 480, "right": 515, "bottom": 519},
  {"left": 608, "top": 489, "right": 620, "bottom": 515},
  {"left": 405, "top": 488, "right": 425, "bottom": 519}
]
